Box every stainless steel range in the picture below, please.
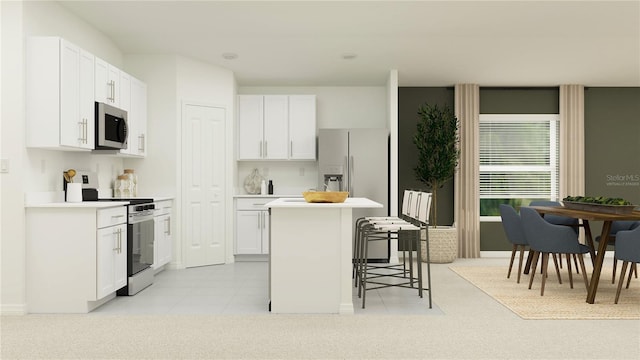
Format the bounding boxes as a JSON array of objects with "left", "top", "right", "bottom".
[{"left": 112, "top": 198, "right": 156, "bottom": 296}]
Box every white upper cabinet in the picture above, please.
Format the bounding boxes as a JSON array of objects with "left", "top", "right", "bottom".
[
  {"left": 26, "top": 37, "right": 95, "bottom": 150},
  {"left": 95, "top": 57, "right": 123, "bottom": 107},
  {"left": 288, "top": 95, "right": 316, "bottom": 160},
  {"left": 238, "top": 95, "right": 316, "bottom": 160},
  {"left": 120, "top": 76, "right": 147, "bottom": 157},
  {"left": 263, "top": 95, "right": 289, "bottom": 160},
  {"left": 238, "top": 95, "right": 264, "bottom": 159}
]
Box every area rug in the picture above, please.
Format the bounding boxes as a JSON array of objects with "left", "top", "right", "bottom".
[{"left": 450, "top": 265, "right": 640, "bottom": 320}]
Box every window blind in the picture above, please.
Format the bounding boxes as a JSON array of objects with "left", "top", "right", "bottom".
[{"left": 479, "top": 114, "right": 559, "bottom": 201}]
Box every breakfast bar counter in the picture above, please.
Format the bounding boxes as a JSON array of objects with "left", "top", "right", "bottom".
[{"left": 265, "top": 197, "right": 382, "bottom": 314}]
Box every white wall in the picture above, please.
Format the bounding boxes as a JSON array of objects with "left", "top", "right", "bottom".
[
  {"left": 23, "top": 0, "right": 123, "bottom": 67},
  {"left": 124, "top": 55, "right": 237, "bottom": 267},
  {"left": 175, "top": 56, "right": 236, "bottom": 264},
  {"left": 123, "top": 55, "right": 178, "bottom": 198},
  {"left": 1, "top": 0, "right": 27, "bottom": 315}
]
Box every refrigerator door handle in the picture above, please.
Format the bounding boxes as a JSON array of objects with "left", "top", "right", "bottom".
[
  {"left": 344, "top": 156, "right": 349, "bottom": 193},
  {"left": 350, "top": 155, "right": 354, "bottom": 196}
]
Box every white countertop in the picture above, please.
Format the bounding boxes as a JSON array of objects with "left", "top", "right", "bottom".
[
  {"left": 265, "top": 197, "right": 382, "bottom": 209},
  {"left": 234, "top": 194, "right": 303, "bottom": 198},
  {"left": 25, "top": 201, "right": 129, "bottom": 209}
]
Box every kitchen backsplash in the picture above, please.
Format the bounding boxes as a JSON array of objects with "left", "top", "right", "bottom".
[
  {"left": 26, "top": 148, "right": 125, "bottom": 194},
  {"left": 237, "top": 161, "right": 318, "bottom": 195}
]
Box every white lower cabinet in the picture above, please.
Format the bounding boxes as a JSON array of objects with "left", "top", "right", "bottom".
[
  {"left": 235, "top": 198, "right": 270, "bottom": 255},
  {"left": 153, "top": 200, "right": 173, "bottom": 270},
  {"left": 26, "top": 205, "right": 128, "bottom": 313},
  {"left": 96, "top": 223, "right": 127, "bottom": 299}
]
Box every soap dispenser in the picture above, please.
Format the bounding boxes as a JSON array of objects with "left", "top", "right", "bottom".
[
  {"left": 260, "top": 180, "right": 267, "bottom": 195},
  {"left": 268, "top": 180, "right": 274, "bottom": 195}
]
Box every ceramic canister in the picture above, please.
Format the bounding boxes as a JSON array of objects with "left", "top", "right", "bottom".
[{"left": 66, "top": 183, "right": 82, "bottom": 203}]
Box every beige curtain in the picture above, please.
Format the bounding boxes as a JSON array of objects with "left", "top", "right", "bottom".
[
  {"left": 454, "top": 84, "right": 480, "bottom": 258},
  {"left": 559, "top": 85, "right": 585, "bottom": 198}
]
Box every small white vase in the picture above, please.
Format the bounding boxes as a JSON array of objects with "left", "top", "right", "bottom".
[{"left": 66, "top": 183, "right": 82, "bottom": 203}]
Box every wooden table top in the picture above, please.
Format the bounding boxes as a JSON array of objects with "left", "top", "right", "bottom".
[{"left": 529, "top": 205, "right": 640, "bottom": 222}]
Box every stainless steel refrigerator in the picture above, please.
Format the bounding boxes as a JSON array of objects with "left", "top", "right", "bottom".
[{"left": 318, "top": 128, "right": 389, "bottom": 261}]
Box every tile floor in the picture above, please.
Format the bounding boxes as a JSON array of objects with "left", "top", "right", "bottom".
[{"left": 91, "top": 261, "right": 442, "bottom": 315}]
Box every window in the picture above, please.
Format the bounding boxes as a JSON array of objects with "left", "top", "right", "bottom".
[{"left": 479, "top": 114, "right": 559, "bottom": 220}]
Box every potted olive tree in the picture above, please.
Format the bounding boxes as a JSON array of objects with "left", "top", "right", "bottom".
[{"left": 413, "top": 102, "right": 460, "bottom": 263}]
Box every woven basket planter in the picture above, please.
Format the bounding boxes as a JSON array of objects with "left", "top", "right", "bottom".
[{"left": 421, "top": 226, "right": 457, "bottom": 263}]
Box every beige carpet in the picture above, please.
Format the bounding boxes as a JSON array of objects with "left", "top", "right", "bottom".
[{"left": 450, "top": 265, "right": 640, "bottom": 320}]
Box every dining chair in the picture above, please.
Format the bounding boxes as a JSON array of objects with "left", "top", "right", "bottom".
[
  {"left": 520, "top": 207, "right": 590, "bottom": 296},
  {"left": 499, "top": 204, "right": 529, "bottom": 283},
  {"left": 529, "top": 200, "right": 587, "bottom": 271},
  {"left": 613, "top": 225, "right": 640, "bottom": 304},
  {"left": 596, "top": 220, "right": 640, "bottom": 283}
]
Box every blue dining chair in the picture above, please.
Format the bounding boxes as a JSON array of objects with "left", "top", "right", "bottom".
[
  {"left": 499, "top": 204, "right": 529, "bottom": 283},
  {"left": 529, "top": 200, "right": 580, "bottom": 231},
  {"left": 613, "top": 225, "right": 640, "bottom": 304},
  {"left": 530, "top": 200, "right": 589, "bottom": 271},
  {"left": 520, "top": 207, "right": 590, "bottom": 296},
  {"left": 595, "top": 221, "right": 640, "bottom": 283}
]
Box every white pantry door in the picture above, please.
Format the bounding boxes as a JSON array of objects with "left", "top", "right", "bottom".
[{"left": 183, "top": 103, "right": 226, "bottom": 267}]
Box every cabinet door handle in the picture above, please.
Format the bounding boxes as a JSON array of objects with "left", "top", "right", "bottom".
[
  {"left": 83, "top": 118, "right": 88, "bottom": 144},
  {"left": 108, "top": 80, "right": 115, "bottom": 102},
  {"left": 165, "top": 217, "right": 171, "bottom": 235},
  {"left": 118, "top": 228, "right": 123, "bottom": 254},
  {"left": 290, "top": 140, "right": 293, "bottom": 157},
  {"left": 264, "top": 141, "right": 268, "bottom": 157},
  {"left": 259, "top": 141, "right": 263, "bottom": 158},
  {"left": 78, "top": 121, "right": 84, "bottom": 142},
  {"left": 262, "top": 212, "right": 266, "bottom": 229},
  {"left": 83, "top": 119, "right": 87, "bottom": 143},
  {"left": 113, "top": 228, "right": 119, "bottom": 252},
  {"left": 138, "top": 134, "right": 145, "bottom": 152}
]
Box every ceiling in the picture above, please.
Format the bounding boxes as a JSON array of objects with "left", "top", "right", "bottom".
[{"left": 59, "top": 0, "right": 640, "bottom": 87}]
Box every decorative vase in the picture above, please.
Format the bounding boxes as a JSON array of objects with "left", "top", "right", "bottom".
[
  {"left": 123, "top": 169, "right": 137, "bottom": 197},
  {"left": 421, "top": 226, "right": 458, "bottom": 263}
]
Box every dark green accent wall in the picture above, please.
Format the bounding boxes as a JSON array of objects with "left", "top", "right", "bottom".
[
  {"left": 398, "top": 87, "right": 455, "bottom": 227},
  {"left": 584, "top": 88, "right": 640, "bottom": 237},
  {"left": 480, "top": 88, "right": 559, "bottom": 114},
  {"left": 398, "top": 86, "right": 639, "bottom": 252}
]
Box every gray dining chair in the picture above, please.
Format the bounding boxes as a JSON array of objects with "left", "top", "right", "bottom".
[
  {"left": 529, "top": 200, "right": 580, "bottom": 231},
  {"left": 596, "top": 220, "right": 640, "bottom": 283},
  {"left": 613, "top": 225, "right": 640, "bottom": 304},
  {"left": 520, "top": 207, "right": 590, "bottom": 296},
  {"left": 499, "top": 204, "right": 529, "bottom": 283},
  {"left": 530, "top": 200, "right": 589, "bottom": 271}
]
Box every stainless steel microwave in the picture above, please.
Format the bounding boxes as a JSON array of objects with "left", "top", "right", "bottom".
[{"left": 95, "top": 102, "right": 128, "bottom": 150}]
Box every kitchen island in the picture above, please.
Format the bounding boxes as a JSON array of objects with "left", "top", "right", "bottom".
[{"left": 265, "top": 197, "right": 382, "bottom": 314}]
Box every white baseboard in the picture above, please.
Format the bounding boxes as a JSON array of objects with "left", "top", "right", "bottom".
[{"left": 1, "top": 303, "right": 27, "bottom": 315}]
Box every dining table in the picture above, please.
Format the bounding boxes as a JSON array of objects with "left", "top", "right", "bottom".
[{"left": 530, "top": 205, "right": 640, "bottom": 304}]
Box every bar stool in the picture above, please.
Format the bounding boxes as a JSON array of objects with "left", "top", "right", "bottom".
[
  {"left": 353, "top": 190, "right": 417, "bottom": 283},
  {"left": 355, "top": 191, "right": 432, "bottom": 309}
]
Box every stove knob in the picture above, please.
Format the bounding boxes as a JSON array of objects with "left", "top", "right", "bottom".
[
  {"left": 135, "top": 205, "right": 144, "bottom": 212},
  {"left": 149, "top": 204, "right": 156, "bottom": 210}
]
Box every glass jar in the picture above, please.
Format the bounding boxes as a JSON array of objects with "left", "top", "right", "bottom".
[
  {"left": 123, "top": 169, "right": 137, "bottom": 197},
  {"left": 114, "top": 175, "right": 129, "bottom": 198}
]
